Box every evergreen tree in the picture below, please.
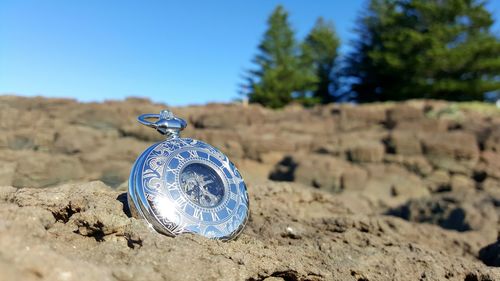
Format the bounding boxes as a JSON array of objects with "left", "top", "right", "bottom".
[
  {"left": 302, "top": 18, "right": 341, "bottom": 104},
  {"left": 244, "top": 6, "right": 304, "bottom": 108},
  {"left": 346, "top": 0, "right": 500, "bottom": 102}
]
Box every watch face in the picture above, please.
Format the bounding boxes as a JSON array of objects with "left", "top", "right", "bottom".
[
  {"left": 128, "top": 138, "right": 249, "bottom": 240},
  {"left": 180, "top": 163, "right": 225, "bottom": 208}
]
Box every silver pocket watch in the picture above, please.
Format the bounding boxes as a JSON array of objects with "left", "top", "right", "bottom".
[{"left": 128, "top": 110, "right": 249, "bottom": 240}]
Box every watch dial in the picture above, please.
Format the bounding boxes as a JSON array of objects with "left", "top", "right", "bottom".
[{"left": 180, "top": 162, "right": 224, "bottom": 208}]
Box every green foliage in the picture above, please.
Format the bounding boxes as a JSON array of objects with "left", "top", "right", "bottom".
[
  {"left": 244, "top": 6, "right": 304, "bottom": 108},
  {"left": 301, "top": 18, "right": 341, "bottom": 104},
  {"left": 346, "top": 0, "right": 500, "bottom": 102},
  {"left": 244, "top": 6, "right": 340, "bottom": 108}
]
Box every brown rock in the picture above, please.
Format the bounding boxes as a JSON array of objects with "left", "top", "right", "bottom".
[
  {"left": 386, "top": 131, "right": 422, "bottom": 155},
  {"left": 0, "top": 161, "right": 16, "bottom": 186},
  {"left": 270, "top": 154, "right": 368, "bottom": 193},
  {"left": 0, "top": 181, "right": 497, "bottom": 280},
  {"left": 425, "top": 170, "right": 451, "bottom": 193},
  {"left": 388, "top": 191, "right": 498, "bottom": 235},
  {"left": 1, "top": 96, "right": 500, "bottom": 278},
  {"left": 482, "top": 178, "right": 500, "bottom": 191},
  {"left": 348, "top": 142, "right": 385, "bottom": 163},
  {"left": 384, "top": 154, "right": 433, "bottom": 176},
  {"left": 191, "top": 130, "right": 245, "bottom": 159},
  {"left": 341, "top": 167, "right": 369, "bottom": 191},
  {"left": 422, "top": 132, "right": 479, "bottom": 174},
  {"left": 240, "top": 133, "right": 297, "bottom": 162},
  {"left": 53, "top": 125, "right": 106, "bottom": 154},
  {"left": 450, "top": 174, "right": 476, "bottom": 192},
  {"left": 477, "top": 151, "right": 500, "bottom": 180},
  {"left": 191, "top": 104, "right": 265, "bottom": 129},
  {"left": 484, "top": 128, "right": 500, "bottom": 152},
  {"left": 386, "top": 104, "right": 424, "bottom": 128},
  {"left": 259, "top": 151, "right": 286, "bottom": 165},
  {"left": 320, "top": 130, "right": 388, "bottom": 159},
  {"left": 480, "top": 239, "right": 500, "bottom": 267},
  {"left": 363, "top": 164, "right": 430, "bottom": 207},
  {"left": 395, "top": 118, "right": 448, "bottom": 132},
  {"left": 293, "top": 154, "right": 347, "bottom": 192},
  {"left": 334, "top": 104, "right": 387, "bottom": 131},
  {"left": 6, "top": 151, "right": 85, "bottom": 188}
]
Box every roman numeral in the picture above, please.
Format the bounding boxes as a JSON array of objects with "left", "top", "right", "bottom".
[
  {"left": 211, "top": 212, "right": 220, "bottom": 221},
  {"left": 165, "top": 167, "right": 177, "bottom": 174},
  {"left": 230, "top": 192, "right": 238, "bottom": 200},
  {"left": 193, "top": 208, "right": 203, "bottom": 220},
  {"left": 175, "top": 197, "right": 187, "bottom": 209},
  {"left": 164, "top": 182, "right": 176, "bottom": 191}
]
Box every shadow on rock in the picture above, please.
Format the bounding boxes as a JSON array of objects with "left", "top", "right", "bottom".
[
  {"left": 268, "top": 155, "right": 297, "bottom": 182},
  {"left": 479, "top": 239, "right": 500, "bottom": 267},
  {"left": 387, "top": 191, "right": 498, "bottom": 233},
  {"left": 116, "top": 192, "right": 132, "bottom": 218}
]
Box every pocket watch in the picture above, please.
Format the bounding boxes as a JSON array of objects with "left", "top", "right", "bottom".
[{"left": 128, "top": 110, "right": 249, "bottom": 240}]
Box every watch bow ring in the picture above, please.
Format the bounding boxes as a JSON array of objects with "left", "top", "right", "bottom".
[{"left": 128, "top": 110, "right": 249, "bottom": 240}]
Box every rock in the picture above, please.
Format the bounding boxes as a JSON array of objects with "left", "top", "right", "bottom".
[
  {"left": 270, "top": 154, "right": 368, "bottom": 193},
  {"left": 1, "top": 96, "right": 493, "bottom": 191},
  {"left": 425, "top": 170, "right": 451, "bottom": 192},
  {"left": 394, "top": 118, "right": 448, "bottom": 132},
  {"left": 292, "top": 154, "right": 346, "bottom": 192},
  {"left": 268, "top": 156, "right": 297, "bottom": 182},
  {"left": 362, "top": 164, "right": 431, "bottom": 207},
  {"left": 53, "top": 125, "right": 105, "bottom": 154},
  {"left": 388, "top": 191, "right": 498, "bottom": 235},
  {"left": 6, "top": 131, "right": 36, "bottom": 150},
  {"left": 1, "top": 96, "right": 500, "bottom": 278},
  {"left": 259, "top": 151, "right": 286, "bottom": 165},
  {"left": 218, "top": 139, "right": 246, "bottom": 159},
  {"left": 4, "top": 151, "right": 86, "bottom": 188},
  {"left": 386, "top": 131, "right": 422, "bottom": 155},
  {"left": 386, "top": 104, "right": 424, "bottom": 129},
  {"left": 191, "top": 104, "right": 264, "bottom": 129},
  {"left": 190, "top": 130, "right": 245, "bottom": 159},
  {"left": 450, "top": 174, "right": 476, "bottom": 192},
  {"left": 334, "top": 104, "right": 387, "bottom": 131},
  {"left": 71, "top": 106, "right": 125, "bottom": 131},
  {"left": 240, "top": 133, "right": 297, "bottom": 162},
  {"left": 384, "top": 154, "right": 433, "bottom": 177},
  {"left": 311, "top": 141, "right": 344, "bottom": 157},
  {"left": 0, "top": 181, "right": 497, "bottom": 280},
  {"left": 422, "top": 132, "right": 479, "bottom": 174},
  {"left": 479, "top": 239, "right": 500, "bottom": 267},
  {"left": 348, "top": 142, "right": 385, "bottom": 163},
  {"left": 236, "top": 159, "right": 276, "bottom": 184},
  {"left": 317, "top": 130, "right": 388, "bottom": 159},
  {"left": 482, "top": 178, "right": 500, "bottom": 191},
  {"left": 97, "top": 161, "right": 132, "bottom": 188},
  {"left": 477, "top": 151, "right": 500, "bottom": 180},
  {"left": 0, "top": 161, "right": 16, "bottom": 186},
  {"left": 484, "top": 128, "right": 500, "bottom": 152},
  {"left": 340, "top": 166, "right": 369, "bottom": 191}
]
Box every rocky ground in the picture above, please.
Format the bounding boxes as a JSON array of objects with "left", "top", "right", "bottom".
[{"left": 0, "top": 95, "right": 499, "bottom": 280}]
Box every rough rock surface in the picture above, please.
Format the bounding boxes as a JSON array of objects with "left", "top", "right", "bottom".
[
  {"left": 1, "top": 96, "right": 500, "bottom": 279},
  {"left": 0, "top": 181, "right": 498, "bottom": 281}
]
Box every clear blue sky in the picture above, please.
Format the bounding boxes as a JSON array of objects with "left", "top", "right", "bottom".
[{"left": 1, "top": 1, "right": 499, "bottom": 106}]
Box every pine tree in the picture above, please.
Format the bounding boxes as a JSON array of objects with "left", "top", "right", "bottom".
[
  {"left": 244, "top": 6, "right": 304, "bottom": 108},
  {"left": 301, "top": 18, "right": 341, "bottom": 104},
  {"left": 346, "top": 0, "right": 500, "bottom": 102}
]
